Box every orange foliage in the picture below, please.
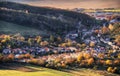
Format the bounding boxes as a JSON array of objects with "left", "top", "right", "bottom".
[
  {"left": 87, "top": 58, "right": 94, "bottom": 65},
  {"left": 83, "top": 53, "right": 91, "bottom": 59},
  {"left": 25, "top": 53, "right": 31, "bottom": 58},
  {"left": 105, "top": 60, "right": 113, "bottom": 65},
  {"left": 7, "top": 54, "right": 14, "bottom": 60}
]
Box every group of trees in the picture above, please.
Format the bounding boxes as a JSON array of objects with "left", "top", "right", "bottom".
[
  {"left": 28, "top": 51, "right": 120, "bottom": 74},
  {"left": 0, "top": 53, "right": 14, "bottom": 62}
]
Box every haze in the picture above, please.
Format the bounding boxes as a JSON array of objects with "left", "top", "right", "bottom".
[{"left": 3, "top": 0, "right": 120, "bottom": 9}]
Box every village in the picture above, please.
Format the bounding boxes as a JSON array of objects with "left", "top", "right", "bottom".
[{"left": 0, "top": 13, "right": 120, "bottom": 74}]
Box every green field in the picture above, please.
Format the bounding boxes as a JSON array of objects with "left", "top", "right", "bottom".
[
  {"left": 0, "top": 20, "right": 48, "bottom": 36},
  {"left": 0, "top": 64, "right": 72, "bottom": 76},
  {"left": 0, "top": 63, "right": 118, "bottom": 76}
]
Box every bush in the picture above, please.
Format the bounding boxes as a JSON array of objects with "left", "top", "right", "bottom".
[
  {"left": 83, "top": 53, "right": 91, "bottom": 59},
  {"left": 25, "top": 53, "right": 31, "bottom": 58},
  {"left": 18, "top": 54, "right": 25, "bottom": 59},
  {"left": 87, "top": 58, "right": 94, "bottom": 65},
  {"left": 105, "top": 60, "right": 113, "bottom": 65},
  {"left": 29, "top": 59, "right": 38, "bottom": 64},
  {"left": 7, "top": 54, "right": 14, "bottom": 61},
  {"left": 0, "top": 53, "right": 3, "bottom": 62},
  {"left": 98, "top": 60, "right": 105, "bottom": 65},
  {"left": 107, "top": 67, "right": 117, "bottom": 73},
  {"left": 114, "top": 60, "right": 120, "bottom": 65},
  {"left": 77, "top": 54, "right": 84, "bottom": 62},
  {"left": 54, "top": 58, "right": 62, "bottom": 64},
  {"left": 37, "top": 60, "right": 46, "bottom": 66},
  {"left": 107, "top": 67, "right": 113, "bottom": 72},
  {"left": 98, "top": 53, "right": 104, "bottom": 59}
]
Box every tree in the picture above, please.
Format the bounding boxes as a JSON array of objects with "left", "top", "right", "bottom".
[
  {"left": 114, "top": 35, "right": 120, "bottom": 46},
  {"left": 40, "top": 41, "right": 49, "bottom": 46},
  {"left": 50, "top": 35, "right": 54, "bottom": 42},
  {"left": 0, "top": 53, "right": 3, "bottom": 62},
  {"left": 101, "top": 26, "right": 109, "bottom": 34},
  {"left": 36, "top": 36, "right": 42, "bottom": 44},
  {"left": 77, "top": 53, "right": 83, "bottom": 62},
  {"left": 28, "top": 38, "right": 32, "bottom": 46},
  {"left": 57, "top": 36, "right": 62, "bottom": 43},
  {"left": 87, "top": 58, "right": 94, "bottom": 65},
  {"left": 108, "top": 24, "right": 114, "bottom": 31},
  {"left": 105, "top": 60, "right": 112, "bottom": 65},
  {"left": 7, "top": 54, "right": 14, "bottom": 61},
  {"left": 25, "top": 53, "right": 31, "bottom": 58},
  {"left": 89, "top": 41, "right": 95, "bottom": 47}
]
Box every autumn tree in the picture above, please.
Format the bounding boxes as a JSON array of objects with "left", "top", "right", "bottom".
[
  {"left": 36, "top": 36, "right": 42, "bottom": 44},
  {"left": 89, "top": 41, "right": 95, "bottom": 47},
  {"left": 28, "top": 38, "right": 32, "bottom": 46},
  {"left": 40, "top": 41, "right": 49, "bottom": 47},
  {"left": 7, "top": 54, "right": 14, "bottom": 61},
  {"left": 101, "top": 26, "right": 109, "bottom": 34},
  {"left": 57, "top": 36, "right": 62, "bottom": 43},
  {"left": 108, "top": 24, "right": 114, "bottom": 31}
]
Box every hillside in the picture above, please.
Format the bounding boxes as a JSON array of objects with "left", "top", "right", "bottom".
[
  {"left": 0, "top": 20, "right": 49, "bottom": 36},
  {"left": 0, "top": 1, "right": 98, "bottom": 36}
]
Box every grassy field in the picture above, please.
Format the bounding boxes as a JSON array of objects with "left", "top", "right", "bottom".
[
  {"left": 0, "top": 20, "right": 48, "bottom": 36},
  {"left": 0, "top": 63, "right": 119, "bottom": 76},
  {"left": 0, "top": 64, "right": 72, "bottom": 76}
]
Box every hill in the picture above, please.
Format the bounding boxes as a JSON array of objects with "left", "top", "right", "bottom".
[
  {"left": 0, "top": 20, "right": 49, "bottom": 36},
  {"left": 0, "top": 1, "right": 98, "bottom": 36}
]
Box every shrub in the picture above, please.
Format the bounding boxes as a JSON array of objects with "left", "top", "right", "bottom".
[
  {"left": 77, "top": 54, "right": 84, "bottom": 62},
  {"left": 114, "top": 60, "right": 120, "bottom": 65},
  {"left": 98, "top": 53, "right": 104, "bottom": 59},
  {"left": 83, "top": 53, "right": 91, "bottom": 59},
  {"left": 79, "top": 60, "right": 87, "bottom": 67},
  {"left": 118, "top": 53, "right": 120, "bottom": 59},
  {"left": 87, "top": 58, "right": 94, "bottom": 65},
  {"left": 107, "top": 67, "right": 117, "bottom": 73},
  {"left": 0, "top": 53, "right": 3, "bottom": 62},
  {"left": 99, "top": 60, "right": 105, "bottom": 65},
  {"left": 7, "top": 54, "right": 14, "bottom": 61},
  {"left": 105, "top": 60, "right": 113, "bottom": 65},
  {"left": 65, "top": 58, "right": 75, "bottom": 65},
  {"left": 29, "top": 59, "right": 38, "bottom": 64},
  {"left": 37, "top": 60, "right": 46, "bottom": 66},
  {"left": 54, "top": 58, "right": 62, "bottom": 64},
  {"left": 89, "top": 41, "right": 95, "bottom": 47},
  {"left": 18, "top": 54, "right": 25, "bottom": 59},
  {"left": 61, "top": 63, "right": 66, "bottom": 68},
  {"left": 107, "top": 67, "right": 113, "bottom": 72},
  {"left": 46, "top": 61, "right": 55, "bottom": 68},
  {"left": 25, "top": 53, "right": 31, "bottom": 58}
]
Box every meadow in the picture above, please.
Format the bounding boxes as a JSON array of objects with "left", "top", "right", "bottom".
[{"left": 0, "top": 63, "right": 119, "bottom": 76}]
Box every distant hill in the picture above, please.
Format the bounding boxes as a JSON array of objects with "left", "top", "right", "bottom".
[{"left": 0, "top": 1, "right": 98, "bottom": 36}]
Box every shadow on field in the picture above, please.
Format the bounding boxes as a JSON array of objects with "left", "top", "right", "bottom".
[{"left": 0, "top": 62, "right": 43, "bottom": 72}]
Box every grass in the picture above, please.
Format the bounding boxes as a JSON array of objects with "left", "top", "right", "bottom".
[
  {"left": 0, "top": 70, "right": 71, "bottom": 76},
  {"left": 0, "top": 64, "right": 72, "bottom": 76},
  {"left": 0, "top": 20, "right": 48, "bottom": 36},
  {"left": 0, "top": 63, "right": 119, "bottom": 76}
]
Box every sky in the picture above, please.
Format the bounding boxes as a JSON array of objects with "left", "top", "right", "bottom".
[{"left": 2, "top": 0, "right": 120, "bottom": 9}]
